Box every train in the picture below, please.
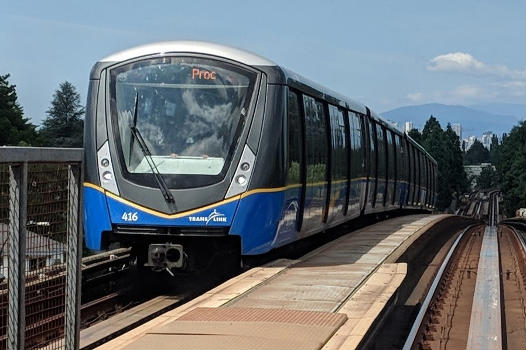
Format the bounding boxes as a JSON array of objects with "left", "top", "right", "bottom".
[{"left": 83, "top": 41, "right": 437, "bottom": 272}]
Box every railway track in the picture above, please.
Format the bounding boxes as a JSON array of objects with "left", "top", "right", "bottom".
[
  {"left": 0, "top": 248, "right": 131, "bottom": 350},
  {"left": 403, "top": 191, "right": 526, "bottom": 350}
]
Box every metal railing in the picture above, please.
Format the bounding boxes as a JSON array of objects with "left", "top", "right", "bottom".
[{"left": 0, "top": 147, "right": 83, "bottom": 350}]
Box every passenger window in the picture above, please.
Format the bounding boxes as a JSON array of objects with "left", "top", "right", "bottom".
[
  {"left": 376, "top": 124, "right": 386, "bottom": 180},
  {"left": 369, "top": 120, "right": 376, "bottom": 179},
  {"left": 388, "top": 131, "right": 396, "bottom": 184},
  {"left": 303, "top": 95, "right": 328, "bottom": 184},
  {"left": 286, "top": 89, "right": 302, "bottom": 185},
  {"left": 349, "top": 112, "right": 364, "bottom": 177},
  {"left": 328, "top": 105, "right": 348, "bottom": 182}
]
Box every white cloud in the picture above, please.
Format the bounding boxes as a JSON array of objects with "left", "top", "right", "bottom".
[
  {"left": 407, "top": 92, "right": 423, "bottom": 102},
  {"left": 401, "top": 81, "right": 525, "bottom": 106},
  {"left": 428, "top": 52, "right": 525, "bottom": 79},
  {"left": 452, "top": 85, "right": 482, "bottom": 99}
]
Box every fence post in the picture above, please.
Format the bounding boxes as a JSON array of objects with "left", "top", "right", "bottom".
[
  {"left": 7, "top": 162, "right": 27, "bottom": 350},
  {"left": 65, "top": 164, "right": 82, "bottom": 350}
]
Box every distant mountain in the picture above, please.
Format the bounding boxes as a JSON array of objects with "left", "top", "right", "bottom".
[
  {"left": 469, "top": 103, "right": 525, "bottom": 121},
  {"left": 381, "top": 103, "right": 519, "bottom": 137}
]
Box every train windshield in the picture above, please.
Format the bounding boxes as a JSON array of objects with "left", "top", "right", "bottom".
[{"left": 109, "top": 56, "right": 257, "bottom": 188}]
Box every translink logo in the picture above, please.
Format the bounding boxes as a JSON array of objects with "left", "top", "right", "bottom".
[{"left": 188, "top": 209, "right": 227, "bottom": 225}]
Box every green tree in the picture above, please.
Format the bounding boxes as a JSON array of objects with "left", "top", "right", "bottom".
[
  {"left": 497, "top": 121, "right": 526, "bottom": 216},
  {"left": 421, "top": 116, "right": 443, "bottom": 158},
  {"left": 443, "top": 124, "right": 469, "bottom": 203},
  {"left": 415, "top": 117, "right": 469, "bottom": 211},
  {"left": 489, "top": 134, "right": 499, "bottom": 165},
  {"left": 39, "top": 81, "right": 84, "bottom": 147},
  {"left": 475, "top": 166, "right": 498, "bottom": 190},
  {"left": 420, "top": 117, "right": 448, "bottom": 210},
  {"left": 464, "top": 139, "right": 490, "bottom": 165},
  {"left": 0, "top": 74, "right": 39, "bottom": 146},
  {"left": 408, "top": 128, "right": 422, "bottom": 144}
]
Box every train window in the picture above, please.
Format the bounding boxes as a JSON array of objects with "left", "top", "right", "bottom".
[
  {"left": 328, "top": 105, "right": 348, "bottom": 182},
  {"left": 347, "top": 111, "right": 364, "bottom": 212},
  {"left": 412, "top": 146, "right": 417, "bottom": 204},
  {"left": 109, "top": 56, "right": 257, "bottom": 188},
  {"left": 388, "top": 131, "right": 396, "bottom": 204},
  {"left": 387, "top": 131, "right": 396, "bottom": 186},
  {"left": 405, "top": 140, "right": 411, "bottom": 204},
  {"left": 349, "top": 112, "right": 364, "bottom": 177},
  {"left": 328, "top": 105, "right": 349, "bottom": 216},
  {"left": 415, "top": 147, "right": 424, "bottom": 204},
  {"left": 426, "top": 158, "right": 431, "bottom": 206},
  {"left": 286, "top": 89, "right": 303, "bottom": 186},
  {"left": 369, "top": 119, "right": 376, "bottom": 181},
  {"left": 395, "top": 134, "right": 404, "bottom": 183},
  {"left": 375, "top": 124, "right": 386, "bottom": 205},
  {"left": 303, "top": 95, "right": 328, "bottom": 184},
  {"left": 428, "top": 160, "right": 432, "bottom": 206}
]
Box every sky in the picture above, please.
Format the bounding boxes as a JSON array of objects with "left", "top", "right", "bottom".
[{"left": 1, "top": 0, "right": 525, "bottom": 126}]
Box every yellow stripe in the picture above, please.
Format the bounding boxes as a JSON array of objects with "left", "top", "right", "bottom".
[
  {"left": 106, "top": 191, "right": 241, "bottom": 219},
  {"left": 83, "top": 182, "right": 105, "bottom": 193},
  {"left": 84, "top": 182, "right": 241, "bottom": 219},
  {"left": 83, "top": 176, "right": 376, "bottom": 220}
]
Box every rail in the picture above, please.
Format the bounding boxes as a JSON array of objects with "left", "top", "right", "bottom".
[{"left": 402, "top": 224, "right": 477, "bottom": 350}]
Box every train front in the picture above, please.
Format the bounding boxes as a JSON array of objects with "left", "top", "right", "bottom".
[{"left": 83, "top": 42, "right": 270, "bottom": 272}]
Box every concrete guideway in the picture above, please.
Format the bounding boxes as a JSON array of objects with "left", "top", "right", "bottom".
[
  {"left": 466, "top": 225, "right": 502, "bottom": 350},
  {"left": 95, "top": 214, "right": 451, "bottom": 350}
]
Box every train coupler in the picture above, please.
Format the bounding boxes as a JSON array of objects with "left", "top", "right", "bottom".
[{"left": 145, "top": 243, "right": 187, "bottom": 274}]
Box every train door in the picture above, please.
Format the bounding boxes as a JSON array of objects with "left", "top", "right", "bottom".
[
  {"left": 375, "top": 123, "right": 386, "bottom": 207},
  {"left": 413, "top": 147, "right": 422, "bottom": 206},
  {"left": 348, "top": 111, "right": 365, "bottom": 216},
  {"left": 327, "top": 104, "right": 348, "bottom": 224},
  {"left": 388, "top": 131, "right": 397, "bottom": 207},
  {"left": 367, "top": 118, "right": 378, "bottom": 208},
  {"left": 276, "top": 88, "right": 305, "bottom": 246},
  {"left": 397, "top": 135, "right": 407, "bottom": 207},
  {"left": 407, "top": 142, "right": 414, "bottom": 206},
  {"left": 425, "top": 158, "right": 430, "bottom": 207},
  {"left": 300, "top": 94, "right": 329, "bottom": 235}
]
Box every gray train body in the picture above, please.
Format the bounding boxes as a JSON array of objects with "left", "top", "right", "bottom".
[{"left": 83, "top": 41, "right": 437, "bottom": 271}]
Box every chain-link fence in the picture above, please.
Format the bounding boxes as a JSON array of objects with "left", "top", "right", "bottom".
[{"left": 0, "top": 147, "right": 83, "bottom": 350}]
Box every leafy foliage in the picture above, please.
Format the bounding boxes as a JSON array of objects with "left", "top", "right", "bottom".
[
  {"left": 407, "top": 128, "right": 422, "bottom": 144},
  {"left": 39, "top": 81, "right": 85, "bottom": 147},
  {"left": 464, "top": 139, "right": 490, "bottom": 165},
  {"left": 475, "top": 166, "right": 498, "bottom": 190},
  {"left": 416, "top": 116, "right": 468, "bottom": 211},
  {"left": 489, "top": 134, "right": 499, "bottom": 164},
  {"left": 0, "top": 74, "right": 39, "bottom": 146},
  {"left": 496, "top": 121, "right": 526, "bottom": 216}
]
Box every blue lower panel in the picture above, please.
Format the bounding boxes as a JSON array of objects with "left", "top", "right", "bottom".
[
  {"left": 230, "top": 191, "right": 284, "bottom": 255},
  {"left": 106, "top": 195, "right": 238, "bottom": 227},
  {"left": 84, "top": 187, "right": 112, "bottom": 250}
]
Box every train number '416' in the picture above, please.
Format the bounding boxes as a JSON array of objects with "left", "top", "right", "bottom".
[{"left": 122, "top": 212, "right": 138, "bottom": 222}]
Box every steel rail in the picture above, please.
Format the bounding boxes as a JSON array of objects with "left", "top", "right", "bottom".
[{"left": 402, "top": 224, "right": 478, "bottom": 350}]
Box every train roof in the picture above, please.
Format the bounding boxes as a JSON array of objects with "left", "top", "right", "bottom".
[
  {"left": 99, "top": 41, "right": 276, "bottom": 67},
  {"left": 95, "top": 41, "right": 436, "bottom": 164}
]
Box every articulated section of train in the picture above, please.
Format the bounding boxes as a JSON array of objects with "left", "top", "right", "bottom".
[{"left": 83, "top": 41, "right": 437, "bottom": 271}]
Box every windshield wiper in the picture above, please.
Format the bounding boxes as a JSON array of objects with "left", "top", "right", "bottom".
[{"left": 129, "top": 93, "right": 176, "bottom": 207}]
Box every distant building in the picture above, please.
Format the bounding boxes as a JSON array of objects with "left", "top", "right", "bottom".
[
  {"left": 481, "top": 131, "right": 493, "bottom": 150},
  {"left": 463, "top": 136, "right": 477, "bottom": 151},
  {"left": 404, "top": 122, "right": 414, "bottom": 133},
  {"left": 452, "top": 123, "right": 462, "bottom": 140},
  {"left": 0, "top": 223, "right": 66, "bottom": 277}
]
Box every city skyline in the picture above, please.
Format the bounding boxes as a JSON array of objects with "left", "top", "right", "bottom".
[{"left": 402, "top": 118, "right": 495, "bottom": 151}]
